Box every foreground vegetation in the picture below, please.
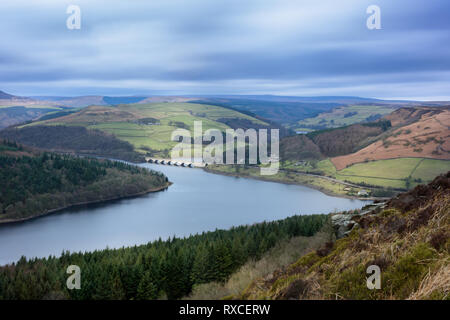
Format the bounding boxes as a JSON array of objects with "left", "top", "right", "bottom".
[
  {"left": 0, "top": 214, "right": 327, "bottom": 299},
  {"left": 0, "top": 140, "right": 168, "bottom": 223},
  {"left": 185, "top": 230, "right": 331, "bottom": 300},
  {"left": 237, "top": 172, "right": 450, "bottom": 300}
]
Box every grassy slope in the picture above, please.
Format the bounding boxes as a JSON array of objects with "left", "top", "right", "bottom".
[
  {"left": 205, "top": 164, "right": 357, "bottom": 198},
  {"left": 185, "top": 231, "right": 330, "bottom": 300},
  {"left": 279, "top": 106, "right": 450, "bottom": 193},
  {"left": 295, "top": 105, "right": 398, "bottom": 130},
  {"left": 285, "top": 158, "right": 450, "bottom": 190},
  {"left": 237, "top": 173, "right": 450, "bottom": 300},
  {"left": 206, "top": 156, "right": 450, "bottom": 199},
  {"left": 27, "top": 102, "right": 267, "bottom": 156},
  {"left": 331, "top": 107, "right": 450, "bottom": 169}
]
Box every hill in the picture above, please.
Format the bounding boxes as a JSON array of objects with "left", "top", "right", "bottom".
[
  {"left": 0, "top": 125, "right": 144, "bottom": 162},
  {"left": 295, "top": 104, "right": 399, "bottom": 131},
  {"left": 306, "top": 120, "right": 392, "bottom": 158},
  {"left": 15, "top": 102, "right": 270, "bottom": 157},
  {"left": 0, "top": 140, "right": 169, "bottom": 223},
  {"left": 331, "top": 107, "right": 450, "bottom": 170},
  {"left": 237, "top": 172, "right": 450, "bottom": 300},
  {"left": 0, "top": 90, "right": 16, "bottom": 99},
  {"left": 280, "top": 135, "right": 324, "bottom": 161},
  {"left": 190, "top": 97, "right": 342, "bottom": 126},
  {"left": 0, "top": 90, "right": 71, "bottom": 129},
  {"left": 0, "top": 106, "right": 64, "bottom": 130},
  {"left": 241, "top": 106, "right": 450, "bottom": 194}
]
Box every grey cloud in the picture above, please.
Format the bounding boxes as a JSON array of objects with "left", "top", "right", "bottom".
[{"left": 0, "top": 0, "right": 449, "bottom": 99}]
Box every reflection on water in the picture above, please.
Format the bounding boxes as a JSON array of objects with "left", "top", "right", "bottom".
[{"left": 0, "top": 164, "right": 369, "bottom": 264}]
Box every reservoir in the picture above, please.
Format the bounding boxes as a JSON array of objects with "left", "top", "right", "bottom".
[{"left": 0, "top": 163, "right": 369, "bottom": 265}]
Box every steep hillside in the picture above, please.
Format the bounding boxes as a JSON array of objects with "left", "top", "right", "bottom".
[
  {"left": 238, "top": 172, "right": 450, "bottom": 300},
  {"left": 332, "top": 107, "right": 450, "bottom": 170},
  {"left": 280, "top": 135, "right": 324, "bottom": 161},
  {"left": 306, "top": 120, "right": 392, "bottom": 157}
]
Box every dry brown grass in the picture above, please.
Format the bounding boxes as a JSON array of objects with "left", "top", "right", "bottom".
[
  {"left": 184, "top": 232, "right": 329, "bottom": 300},
  {"left": 409, "top": 260, "right": 450, "bottom": 300},
  {"left": 239, "top": 174, "right": 449, "bottom": 300},
  {"left": 331, "top": 108, "right": 450, "bottom": 170}
]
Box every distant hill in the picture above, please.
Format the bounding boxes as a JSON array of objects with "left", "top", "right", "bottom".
[
  {"left": 4, "top": 102, "right": 271, "bottom": 158},
  {"left": 0, "top": 90, "right": 16, "bottom": 99},
  {"left": 0, "top": 90, "right": 69, "bottom": 128},
  {"left": 295, "top": 104, "right": 400, "bottom": 130},
  {"left": 0, "top": 125, "right": 144, "bottom": 163},
  {"left": 277, "top": 106, "right": 450, "bottom": 191},
  {"left": 280, "top": 106, "right": 450, "bottom": 165},
  {"left": 189, "top": 98, "right": 342, "bottom": 126},
  {"left": 331, "top": 106, "right": 450, "bottom": 170}
]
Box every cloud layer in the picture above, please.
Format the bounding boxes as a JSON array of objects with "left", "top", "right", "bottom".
[{"left": 1, "top": 0, "right": 449, "bottom": 99}]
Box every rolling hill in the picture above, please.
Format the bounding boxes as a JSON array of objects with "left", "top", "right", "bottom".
[
  {"left": 295, "top": 104, "right": 399, "bottom": 131},
  {"left": 5, "top": 102, "right": 271, "bottom": 158},
  {"left": 331, "top": 107, "right": 450, "bottom": 170},
  {"left": 0, "top": 90, "right": 15, "bottom": 99},
  {"left": 274, "top": 106, "right": 450, "bottom": 192}
]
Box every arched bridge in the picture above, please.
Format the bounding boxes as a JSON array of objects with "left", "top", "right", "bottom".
[{"left": 145, "top": 158, "right": 206, "bottom": 168}]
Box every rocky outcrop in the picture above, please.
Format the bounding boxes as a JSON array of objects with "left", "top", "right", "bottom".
[{"left": 331, "top": 202, "right": 386, "bottom": 238}]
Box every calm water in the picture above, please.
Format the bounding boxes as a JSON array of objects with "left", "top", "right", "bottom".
[{"left": 0, "top": 164, "right": 369, "bottom": 265}]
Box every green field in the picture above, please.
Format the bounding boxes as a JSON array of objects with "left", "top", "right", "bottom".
[
  {"left": 335, "top": 158, "right": 450, "bottom": 189},
  {"left": 337, "top": 158, "right": 421, "bottom": 179},
  {"left": 295, "top": 105, "right": 397, "bottom": 130},
  {"left": 283, "top": 157, "right": 450, "bottom": 191},
  {"left": 411, "top": 159, "right": 450, "bottom": 182},
  {"left": 206, "top": 164, "right": 353, "bottom": 197},
  {"left": 28, "top": 102, "right": 268, "bottom": 156}
]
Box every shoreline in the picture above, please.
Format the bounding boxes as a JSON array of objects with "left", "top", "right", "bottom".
[
  {"left": 203, "top": 167, "right": 386, "bottom": 201},
  {"left": 0, "top": 182, "right": 172, "bottom": 225}
]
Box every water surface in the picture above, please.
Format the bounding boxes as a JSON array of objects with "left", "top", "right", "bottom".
[{"left": 0, "top": 164, "right": 369, "bottom": 265}]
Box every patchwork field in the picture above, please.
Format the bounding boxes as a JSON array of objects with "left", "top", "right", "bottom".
[
  {"left": 26, "top": 102, "right": 268, "bottom": 156},
  {"left": 284, "top": 157, "right": 450, "bottom": 190}
]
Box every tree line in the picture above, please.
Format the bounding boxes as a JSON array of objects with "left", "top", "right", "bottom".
[
  {"left": 0, "top": 214, "right": 327, "bottom": 300},
  {"left": 0, "top": 143, "right": 168, "bottom": 221}
]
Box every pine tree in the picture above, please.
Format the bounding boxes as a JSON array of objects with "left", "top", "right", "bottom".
[{"left": 136, "top": 271, "right": 158, "bottom": 300}]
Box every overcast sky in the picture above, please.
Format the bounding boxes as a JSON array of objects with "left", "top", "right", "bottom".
[{"left": 1, "top": 0, "right": 449, "bottom": 100}]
